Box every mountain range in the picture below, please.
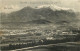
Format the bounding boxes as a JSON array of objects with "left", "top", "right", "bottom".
[{"left": 0, "top": 5, "right": 80, "bottom": 27}]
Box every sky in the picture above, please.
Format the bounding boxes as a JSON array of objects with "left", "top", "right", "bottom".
[{"left": 0, "top": 0, "right": 80, "bottom": 13}]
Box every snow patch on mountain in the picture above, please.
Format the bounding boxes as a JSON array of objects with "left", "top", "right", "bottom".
[{"left": 35, "top": 4, "right": 73, "bottom": 11}]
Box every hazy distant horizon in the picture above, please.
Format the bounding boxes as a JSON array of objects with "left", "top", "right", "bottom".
[{"left": 0, "top": 0, "right": 80, "bottom": 13}]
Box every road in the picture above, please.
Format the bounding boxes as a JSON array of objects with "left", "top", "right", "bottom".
[{"left": 8, "top": 42, "right": 80, "bottom": 51}]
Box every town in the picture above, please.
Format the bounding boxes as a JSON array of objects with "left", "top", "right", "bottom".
[{"left": 0, "top": 24, "right": 80, "bottom": 51}]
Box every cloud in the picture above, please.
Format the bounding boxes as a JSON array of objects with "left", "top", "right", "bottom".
[
  {"left": 0, "top": 5, "right": 21, "bottom": 13},
  {"left": 55, "top": 0, "right": 80, "bottom": 11}
]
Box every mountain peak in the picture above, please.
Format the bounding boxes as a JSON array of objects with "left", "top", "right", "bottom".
[{"left": 1, "top": 5, "right": 77, "bottom": 23}]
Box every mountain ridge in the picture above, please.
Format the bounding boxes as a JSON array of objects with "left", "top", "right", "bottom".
[{"left": 1, "top": 5, "right": 79, "bottom": 25}]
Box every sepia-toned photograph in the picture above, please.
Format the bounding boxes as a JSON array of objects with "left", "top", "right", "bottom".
[{"left": 0, "top": 0, "right": 80, "bottom": 51}]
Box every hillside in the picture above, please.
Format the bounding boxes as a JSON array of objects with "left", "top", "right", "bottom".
[{"left": 0, "top": 5, "right": 80, "bottom": 28}]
